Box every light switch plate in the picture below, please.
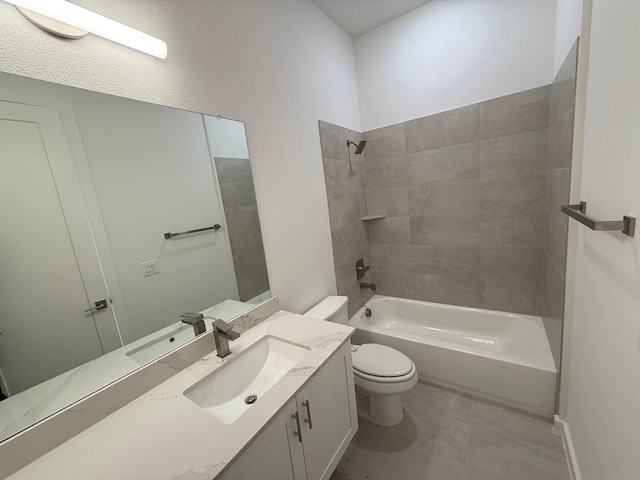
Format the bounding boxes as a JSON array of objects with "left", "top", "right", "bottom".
[{"left": 141, "top": 260, "right": 159, "bottom": 277}]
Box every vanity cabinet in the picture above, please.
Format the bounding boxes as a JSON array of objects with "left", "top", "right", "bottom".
[{"left": 219, "top": 342, "right": 358, "bottom": 480}]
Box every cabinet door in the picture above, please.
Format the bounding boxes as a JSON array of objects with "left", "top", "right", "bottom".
[
  {"left": 297, "top": 344, "right": 358, "bottom": 480},
  {"left": 218, "top": 400, "right": 307, "bottom": 480}
]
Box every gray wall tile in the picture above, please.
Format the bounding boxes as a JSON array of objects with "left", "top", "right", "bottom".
[
  {"left": 412, "top": 273, "right": 479, "bottom": 307},
  {"left": 479, "top": 86, "right": 550, "bottom": 140},
  {"left": 550, "top": 40, "right": 578, "bottom": 125},
  {"left": 319, "top": 120, "right": 341, "bottom": 160},
  {"left": 331, "top": 222, "right": 368, "bottom": 264},
  {"left": 412, "top": 246, "right": 479, "bottom": 276},
  {"left": 366, "top": 187, "right": 409, "bottom": 216},
  {"left": 545, "top": 168, "right": 571, "bottom": 225},
  {"left": 371, "top": 244, "right": 413, "bottom": 272},
  {"left": 405, "top": 104, "right": 479, "bottom": 153},
  {"left": 327, "top": 193, "right": 362, "bottom": 230},
  {"left": 322, "top": 85, "right": 559, "bottom": 316},
  {"left": 363, "top": 123, "right": 405, "bottom": 161},
  {"left": 407, "top": 142, "right": 479, "bottom": 185},
  {"left": 480, "top": 172, "right": 546, "bottom": 213},
  {"left": 410, "top": 214, "right": 480, "bottom": 246},
  {"left": 215, "top": 157, "right": 253, "bottom": 183},
  {"left": 548, "top": 107, "right": 574, "bottom": 169},
  {"left": 333, "top": 254, "right": 357, "bottom": 293},
  {"left": 479, "top": 277, "right": 542, "bottom": 315},
  {"left": 541, "top": 41, "right": 577, "bottom": 380},
  {"left": 319, "top": 121, "right": 361, "bottom": 161},
  {"left": 479, "top": 129, "right": 548, "bottom": 177},
  {"left": 544, "top": 253, "right": 565, "bottom": 322},
  {"left": 373, "top": 268, "right": 412, "bottom": 299},
  {"left": 542, "top": 295, "right": 563, "bottom": 369},
  {"left": 364, "top": 155, "right": 408, "bottom": 189},
  {"left": 358, "top": 191, "right": 368, "bottom": 217},
  {"left": 346, "top": 278, "right": 374, "bottom": 319},
  {"left": 220, "top": 182, "right": 257, "bottom": 209},
  {"left": 545, "top": 212, "right": 568, "bottom": 275},
  {"left": 479, "top": 247, "right": 543, "bottom": 282},
  {"left": 480, "top": 211, "right": 545, "bottom": 247},
  {"left": 225, "top": 204, "right": 261, "bottom": 230},
  {"left": 368, "top": 216, "right": 411, "bottom": 245},
  {"left": 323, "top": 157, "right": 365, "bottom": 196},
  {"left": 409, "top": 179, "right": 480, "bottom": 215},
  {"left": 225, "top": 204, "right": 269, "bottom": 301}
]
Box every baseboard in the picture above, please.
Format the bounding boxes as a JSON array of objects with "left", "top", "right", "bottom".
[{"left": 554, "top": 415, "right": 582, "bottom": 480}]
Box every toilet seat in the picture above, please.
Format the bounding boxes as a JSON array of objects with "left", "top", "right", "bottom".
[
  {"left": 353, "top": 363, "right": 417, "bottom": 384},
  {"left": 352, "top": 344, "right": 414, "bottom": 379}
]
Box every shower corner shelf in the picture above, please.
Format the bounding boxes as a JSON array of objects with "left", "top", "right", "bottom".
[{"left": 361, "top": 215, "right": 386, "bottom": 222}]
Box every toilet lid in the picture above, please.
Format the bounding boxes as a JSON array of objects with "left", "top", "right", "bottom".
[{"left": 352, "top": 344, "right": 413, "bottom": 377}]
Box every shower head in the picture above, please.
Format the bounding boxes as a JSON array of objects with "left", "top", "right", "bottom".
[{"left": 347, "top": 140, "right": 367, "bottom": 155}]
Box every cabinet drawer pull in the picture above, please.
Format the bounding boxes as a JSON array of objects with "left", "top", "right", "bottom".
[
  {"left": 303, "top": 400, "right": 313, "bottom": 429},
  {"left": 291, "top": 412, "right": 303, "bottom": 443}
]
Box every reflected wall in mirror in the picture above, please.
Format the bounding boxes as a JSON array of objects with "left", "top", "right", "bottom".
[{"left": 0, "top": 72, "right": 270, "bottom": 443}]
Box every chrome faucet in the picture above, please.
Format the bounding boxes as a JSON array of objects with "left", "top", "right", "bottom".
[
  {"left": 180, "top": 312, "right": 206, "bottom": 336},
  {"left": 360, "top": 282, "right": 377, "bottom": 291},
  {"left": 211, "top": 318, "right": 240, "bottom": 358}
]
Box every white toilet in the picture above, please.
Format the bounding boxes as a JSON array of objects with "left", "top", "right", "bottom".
[{"left": 305, "top": 296, "right": 417, "bottom": 427}]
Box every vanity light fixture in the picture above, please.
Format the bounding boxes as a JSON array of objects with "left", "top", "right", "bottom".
[{"left": 4, "top": 0, "right": 168, "bottom": 59}]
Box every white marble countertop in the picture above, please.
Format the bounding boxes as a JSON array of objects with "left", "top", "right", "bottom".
[
  {"left": 7, "top": 311, "right": 354, "bottom": 480},
  {"left": 0, "top": 299, "right": 255, "bottom": 442}
]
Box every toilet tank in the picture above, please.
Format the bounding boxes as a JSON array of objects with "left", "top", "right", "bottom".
[{"left": 304, "top": 296, "right": 349, "bottom": 325}]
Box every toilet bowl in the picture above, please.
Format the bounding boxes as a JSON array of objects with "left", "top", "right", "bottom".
[{"left": 305, "top": 296, "right": 417, "bottom": 427}]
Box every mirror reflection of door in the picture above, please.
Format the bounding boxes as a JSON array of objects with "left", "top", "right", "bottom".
[{"left": 0, "top": 101, "right": 115, "bottom": 396}]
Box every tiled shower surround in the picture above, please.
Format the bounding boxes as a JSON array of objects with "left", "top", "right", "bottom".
[
  {"left": 215, "top": 157, "right": 270, "bottom": 302},
  {"left": 321, "top": 86, "right": 552, "bottom": 318},
  {"left": 318, "top": 123, "right": 375, "bottom": 317},
  {"left": 543, "top": 41, "right": 579, "bottom": 369},
  {"left": 321, "top": 51, "right": 577, "bottom": 356}
]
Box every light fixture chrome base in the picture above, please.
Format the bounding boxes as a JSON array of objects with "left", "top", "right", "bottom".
[{"left": 16, "top": 6, "right": 88, "bottom": 39}]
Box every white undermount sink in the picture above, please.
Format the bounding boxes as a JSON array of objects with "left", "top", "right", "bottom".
[
  {"left": 126, "top": 325, "right": 195, "bottom": 365},
  {"left": 184, "top": 336, "right": 309, "bottom": 424}
]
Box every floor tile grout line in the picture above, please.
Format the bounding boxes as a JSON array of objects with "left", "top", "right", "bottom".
[{"left": 462, "top": 396, "right": 475, "bottom": 473}]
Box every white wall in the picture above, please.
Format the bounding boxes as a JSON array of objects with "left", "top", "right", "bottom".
[
  {"left": 355, "top": 0, "right": 556, "bottom": 131},
  {"left": 563, "top": 0, "right": 640, "bottom": 477},
  {"left": 0, "top": 0, "right": 361, "bottom": 313},
  {"left": 208, "top": 117, "right": 250, "bottom": 160},
  {"left": 554, "top": 0, "right": 583, "bottom": 75}
]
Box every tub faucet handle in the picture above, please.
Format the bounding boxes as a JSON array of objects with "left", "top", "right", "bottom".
[{"left": 356, "top": 258, "right": 370, "bottom": 280}]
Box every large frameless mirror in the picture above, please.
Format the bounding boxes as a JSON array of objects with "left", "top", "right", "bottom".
[{"left": 0, "top": 72, "right": 270, "bottom": 443}]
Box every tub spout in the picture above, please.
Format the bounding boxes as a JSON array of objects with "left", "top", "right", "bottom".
[{"left": 360, "top": 282, "right": 377, "bottom": 291}]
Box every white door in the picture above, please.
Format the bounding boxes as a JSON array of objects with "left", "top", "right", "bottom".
[
  {"left": 562, "top": 0, "right": 640, "bottom": 477},
  {"left": 0, "top": 101, "right": 114, "bottom": 395}
]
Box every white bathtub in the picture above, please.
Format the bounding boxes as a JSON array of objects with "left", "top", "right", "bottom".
[{"left": 350, "top": 295, "right": 557, "bottom": 418}]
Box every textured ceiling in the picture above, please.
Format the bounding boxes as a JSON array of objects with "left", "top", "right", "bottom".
[{"left": 311, "top": 0, "right": 431, "bottom": 37}]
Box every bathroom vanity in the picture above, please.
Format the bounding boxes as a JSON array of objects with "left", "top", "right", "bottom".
[{"left": 5, "top": 311, "right": 358, "bottom": 480}]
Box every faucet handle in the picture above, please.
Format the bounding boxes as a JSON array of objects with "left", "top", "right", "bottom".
[
  {"left": 212, "top": 318, "right": 233, "bottom": 333},
  {"left": 180, "top": 312, "right": 204, "bottom": 325},
  {"left": 212, "top": 319, "right": 240, "bottom": 340}
]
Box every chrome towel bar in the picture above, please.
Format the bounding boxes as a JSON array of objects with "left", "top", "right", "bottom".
[
  {"left": 164, "top": 224, "right": 221, "bottom": 239},
  {"left": 561, "top": 202, "right": 635, "bottom": 237}
]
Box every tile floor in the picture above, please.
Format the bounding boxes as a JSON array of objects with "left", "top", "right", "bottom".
[{"left": 331, "top": 382, "right": 570, "bottom": 480}]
